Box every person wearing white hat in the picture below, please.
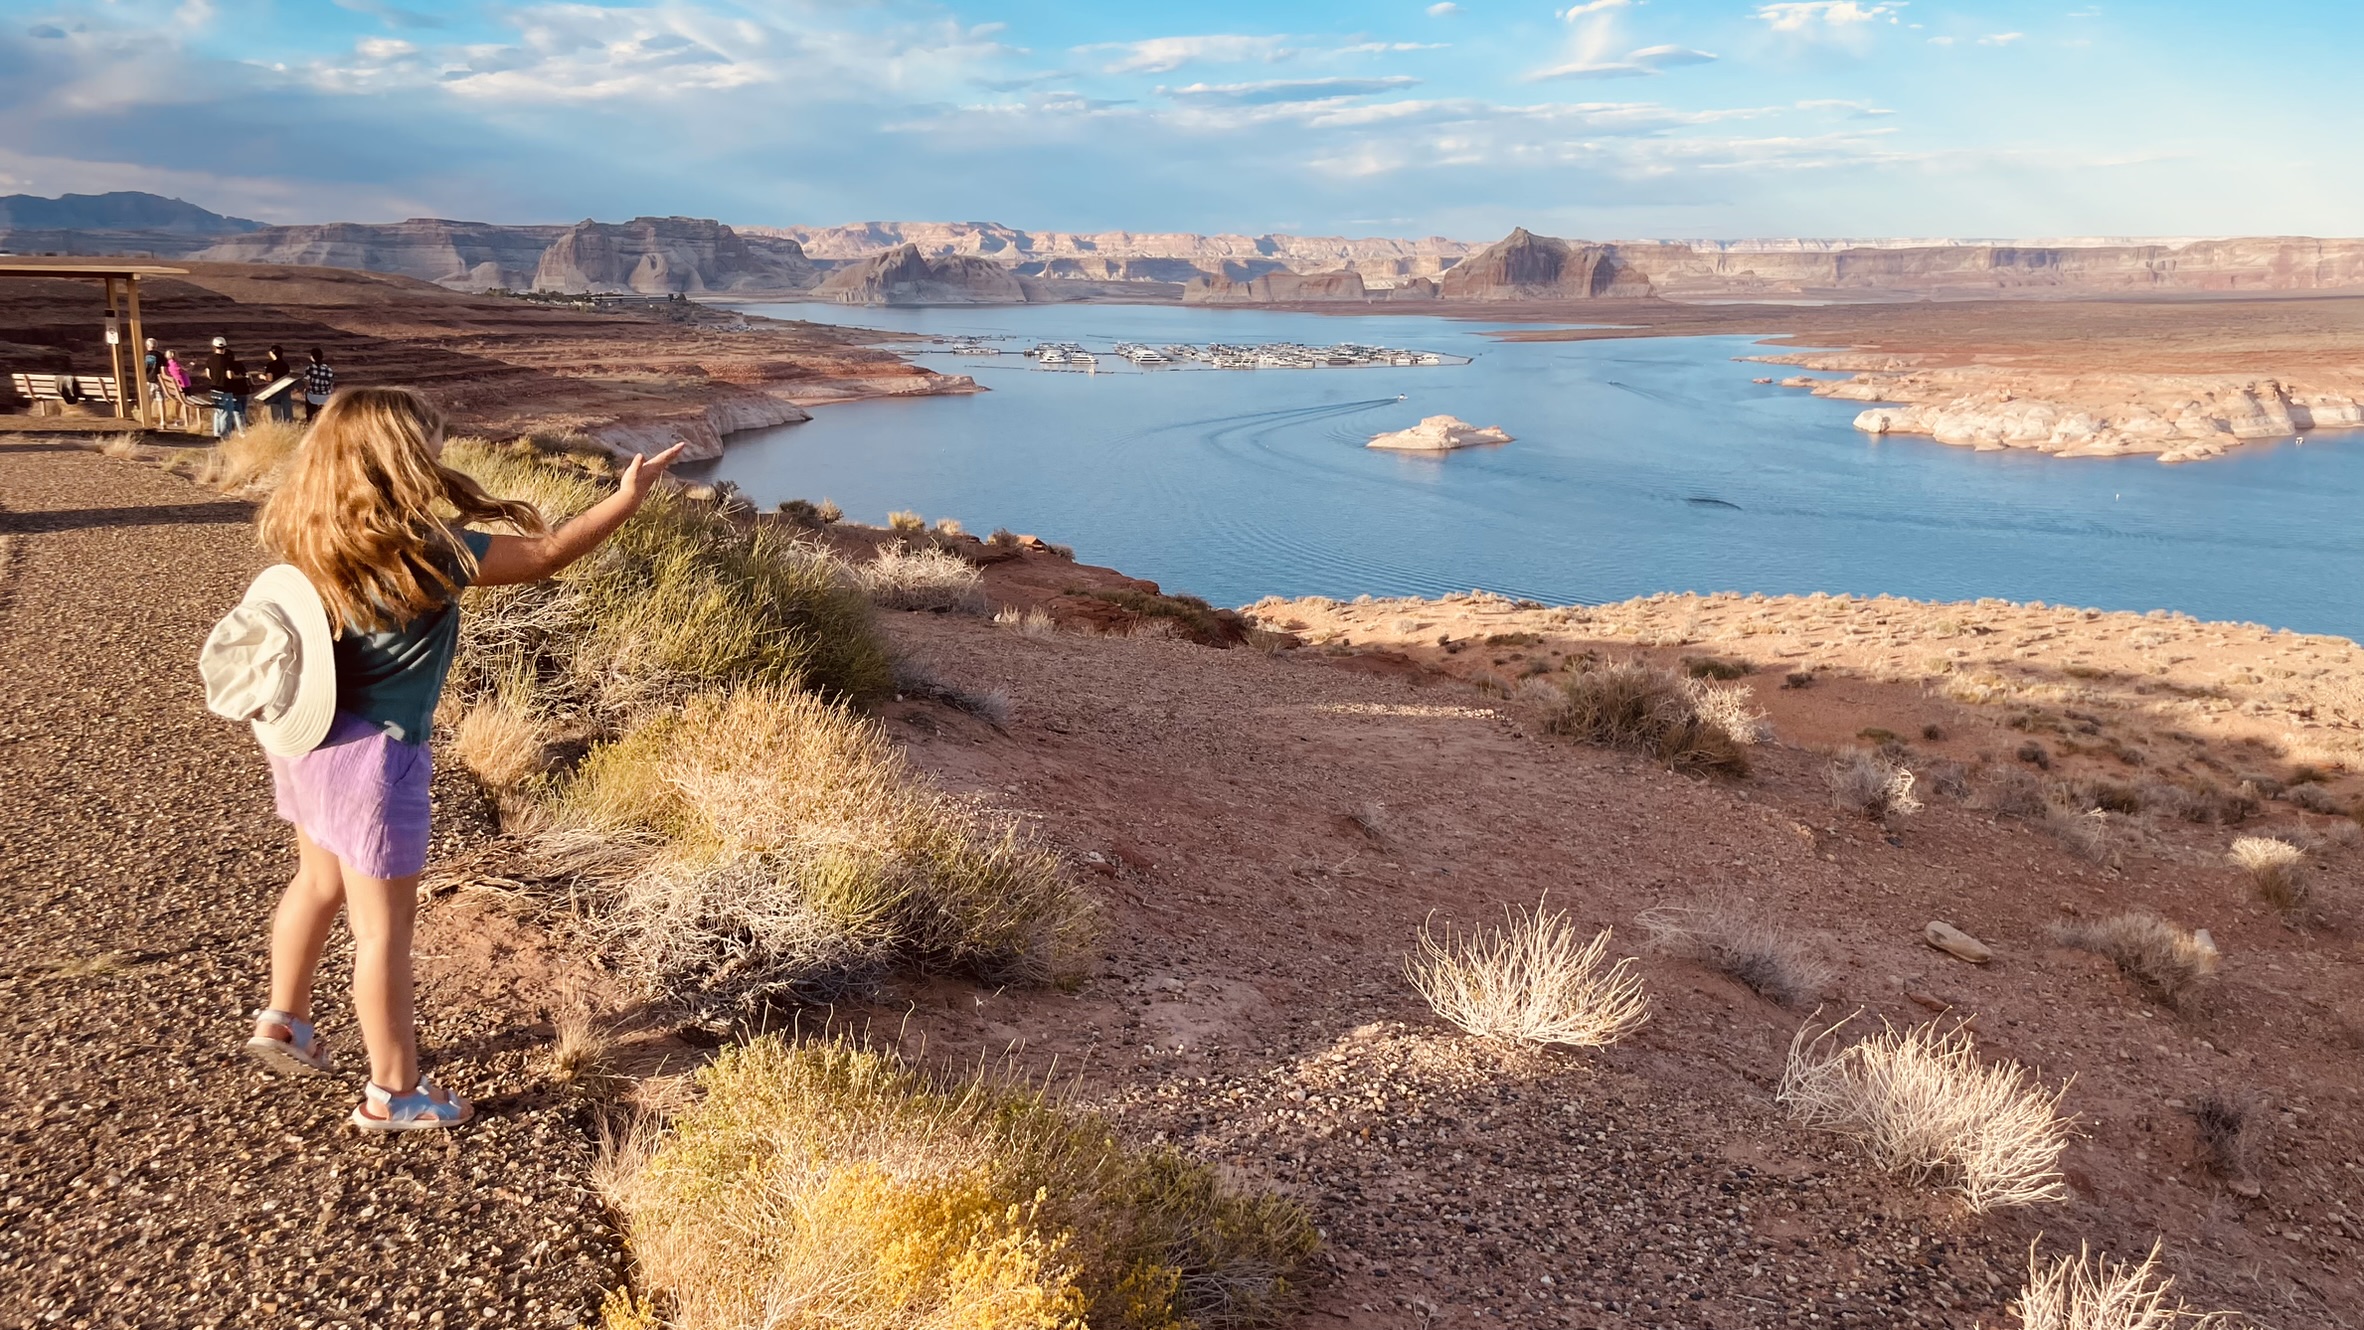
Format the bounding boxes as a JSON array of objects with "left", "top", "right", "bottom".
[{"left": 202, "top": 386, "right": 683, "bottom": 1131}]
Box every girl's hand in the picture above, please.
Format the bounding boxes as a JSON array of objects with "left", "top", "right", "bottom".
[{"left": 620, "top": 442, "right": 689, "bottom": 503}]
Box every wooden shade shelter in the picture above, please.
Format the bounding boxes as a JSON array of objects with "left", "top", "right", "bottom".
[{"left": 0, "top": 263, "right": 188, "bottom": 426}]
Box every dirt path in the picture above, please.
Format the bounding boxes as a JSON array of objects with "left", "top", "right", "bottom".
[{"left": 0, "top": 443, "right": 620, "bottom": 1329}]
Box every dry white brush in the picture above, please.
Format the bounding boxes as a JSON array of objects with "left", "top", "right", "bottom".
[
  {"left": 2014, "top": 1241, "right": 2252, "bottom": 1330},
  {"left": 1406, "top": 900, "right": 1649, "bottom": 1048},
  {"left": 1778, "top": 1015, "right": 2073, "bottom": 1213},
  {"left": 1829, "top": 751, "right": 1922, "bottom": 821},
  {"left": 854, "top": 546, "right": 988, "bottom": 614}
]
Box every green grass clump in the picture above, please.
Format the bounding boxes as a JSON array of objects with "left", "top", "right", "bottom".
[
  {"left": 553, "top": 688, "right": 1094, "bottom": 1007},
  {"left": 446, "top": 439, "right": 892, "bottom": 713},
  {"left": 603, "top": 1036, "right": 1319, "bottom": 1330}
]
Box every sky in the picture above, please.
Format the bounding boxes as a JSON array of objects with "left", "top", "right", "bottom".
[{"left": 3, "top": 0, "right": 2359, "bottom": 240}]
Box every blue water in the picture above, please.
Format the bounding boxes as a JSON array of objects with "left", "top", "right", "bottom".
[{"left": 701, "top": 303, "right": 2364, "bottom": 639}]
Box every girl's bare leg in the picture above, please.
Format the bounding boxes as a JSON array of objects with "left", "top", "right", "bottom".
[
  {"left": 342, "top": 864, "right": 424, "bottom": 1093},
  {"left": 262, "top": 828, "right": 347, "bottom": 1027}
]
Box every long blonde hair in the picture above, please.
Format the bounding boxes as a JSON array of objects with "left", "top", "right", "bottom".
[{"left": 260, "top": 387, "right": 547, "bottom": 632}]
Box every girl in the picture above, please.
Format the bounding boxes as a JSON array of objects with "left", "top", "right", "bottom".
[{"left": 242, "top": 386, "right": 683, "bottom": 1131}]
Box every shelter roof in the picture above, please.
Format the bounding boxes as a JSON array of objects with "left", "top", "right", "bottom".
[{"left": 0, "top": 263, "right": 190, "bottom": 278}]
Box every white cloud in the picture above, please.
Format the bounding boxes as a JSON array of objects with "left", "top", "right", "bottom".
[
  {"left": 1426, "top": 1, "right": 1459, "bottom": 13},
  {"left": 1927, "top": 34, "right": 1955, "bottom": 44},
  {"left": 1755, "top": 2, "right": 1904, "bottom": 32},
  {"left": 1796, "top": 97, "right": 1894, "bottom": 116},
  {"left": 354, "top": 37, "right": 416, "bottom": 60},
  {"left": 1165, "top": 76, "right": 1418, "bottom": 106},
  {"left": 1529, "top": 44, "right": 1718, "bottom": 80},
  {"left": 1339, "top": 41, "right": 1448, "bottom": 53},
  {"left": 1084, "top": 34, "right": 1294, "bottom": 75},
  {"left": 1558, "top": 0, "right": 1633, "bottom": 17},
  {"left": 1978, "top": 31, "right": 2025, "bottom": 45}
]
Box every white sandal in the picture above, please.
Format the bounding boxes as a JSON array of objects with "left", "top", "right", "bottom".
[
  {"left": 351, "top": 1075, "right": 474, "bottom": 1133},
  {"left": 244, "top": 1008, "right": 332, "bottom": 1076}
]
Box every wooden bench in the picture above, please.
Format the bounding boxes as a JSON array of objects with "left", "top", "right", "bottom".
[{"left": 8, "top": 372, "right": 126, "bottom": 414}]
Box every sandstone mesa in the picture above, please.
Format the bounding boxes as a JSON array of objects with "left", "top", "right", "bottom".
[{"left": 1754, "top": 355, "right": 2364, "bottom": 462}]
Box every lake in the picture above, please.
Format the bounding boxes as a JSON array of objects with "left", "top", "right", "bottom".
[{"left": 701, "top": 302, "right": 2364, "bottom": 640}]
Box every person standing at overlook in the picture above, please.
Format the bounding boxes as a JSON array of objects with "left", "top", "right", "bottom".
[
  {"left": 204, "top": 336, "right": 248, "bottom": 437},
  {"left": 302, "top": 347, "right": 336, "bottom": 421},
  {"left": 261, "top": 345, "right": 295, "bottom": 423},
  {"left": 202, "top": 387, "right": 683, "bottom": 1130}
]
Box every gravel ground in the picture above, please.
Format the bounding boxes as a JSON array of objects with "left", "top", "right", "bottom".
[{"left": 0, "top": 443, "right": 623, "bottom": 1329}]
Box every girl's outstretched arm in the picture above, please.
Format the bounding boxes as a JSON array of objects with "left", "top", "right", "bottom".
[{"left": 474, "top": 442, "right": 688, "bottom": 587}]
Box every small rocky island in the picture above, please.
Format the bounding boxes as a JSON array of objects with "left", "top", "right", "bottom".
[{"left": 1367, "top": 415, "right": 1514, "bottom": 451}]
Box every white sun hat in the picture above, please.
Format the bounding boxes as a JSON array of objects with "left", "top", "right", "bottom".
[{"left": 199, "top": 564, "right": 337, "bottom": 757}]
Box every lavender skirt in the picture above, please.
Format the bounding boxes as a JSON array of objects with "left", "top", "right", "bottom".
[{"left": 268, "top": 712, "right": 432, "bottom": 879}]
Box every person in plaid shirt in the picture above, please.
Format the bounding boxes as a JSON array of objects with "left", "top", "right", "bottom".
[{"left": 302, "top": 348, "right": 337, "bottom": 420}]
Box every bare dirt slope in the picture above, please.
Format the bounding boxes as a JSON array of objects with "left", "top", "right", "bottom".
[
  {"left": 851, "top": 573, "right": 2364, "bottom": 1329},
  {"left": 0, "top": 444, "right": 623, "bottom": 1328}
]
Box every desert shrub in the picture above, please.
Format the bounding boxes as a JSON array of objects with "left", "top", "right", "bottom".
[
  {"left": 2138, "top": 779, "right": 2256, "bottom": 826},
  {"left": 2186, "top": 1092, "right": 2263, "bottom": 1193},
  {"left": 1082, "top": 588, "right": 1233, "bottom": 646},
  {"left": 1829, "top": 752, "right": 1921, "bottom": 820},
  {"left": 451, "top": 692, "right": 550, "bottom": 792},
  {"left": 1406, "top": 901, "right": 1648, "bottom": 1048},
  {"left": 2017, "top": 741, "right": 2053, "bottom": 770},
  {"left": 2228, "top": 836, "right": 2306, "bottom": 910},
  {"left": 857, "top": 546, "right": 988, "bottom": 614},
  {"left": 189, "top": 417, "right": 306, "bottom": 492},
  {"left": 888, "top": 509, "right": 927, "bottom": 533},
  {"left": 1682, "top": 655, "right": 1750, "bottom": 680},
  {"left": 601, "top": 1035, "right": 1319, "bottom": 1330},
  {"left": 549, "top": 991, "right": 618, "bottom": 1096},
  {"left": 1543, "top": 661, "right": 1750, "bottom": 777},
  {"left": 447, "top": 440, "right": 892, "bottom": 713},
  {"left": 995, "top": 606, "right": 1058, "bottom": 639},
  {"left": 1690, "top": 680, "right": 1772, "bottom": 745},
  {"left": 1485, "top": 631, "right": 1542, "bottom": 648},
  {"left": 2067, "top": 780, "right": 2147, "bottom": 816},
  {"left": 2044, "top": 807, "right": 2124, "bottom": 866},
  {"left": 817, "top": 498, "right": 844, "bottom": 524},
  {"left": 1983, "top": 768, "right": 2051, "bottom": 818},
  {"left": 2013, "top": 1241, "right": 2245, "bottom": 1329},
  {"left": 550, "top": 688, "right": 1094, "bottom": 1008},
  {"left": 98, "top": 430, "right": 145, "bottom": 458},
  {"left": 1778, "top": 1016, "right": 2072, "bottom": 1213},
  {"left": 2286, "top": 782, "right": 2347, "bottom": 816},
  {"left": 775, "top": 498, "right": 824, "bottom": 526},
  {"left": 933, "top": 517, "right": 964, "bottom": 537},
  {"left": 1637, "top": 900, "right": 1830, "bottom": 1008},
  {"left": 892, "top": 657, "right": 1013, "bottom": 726},
  {"left": 1922, "top": 759, "right": 1971, "bottom": 800},
  {"left": 2049, "top": 912, "right": 2218, "bottom": 1006}
]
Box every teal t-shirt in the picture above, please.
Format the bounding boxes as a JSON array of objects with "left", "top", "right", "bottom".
[{"left": 331, "top": 528, "right": 494, "bottom": 743}]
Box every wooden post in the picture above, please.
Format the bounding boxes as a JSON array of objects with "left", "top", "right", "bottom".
[
  {"left": 103, "top": 276, "right": 129, "bottom": 421},
  {"left": 125, "top": 275, "right": 148, "bottom": 427}
]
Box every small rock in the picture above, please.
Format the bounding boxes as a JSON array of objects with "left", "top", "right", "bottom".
[{"left": 1924, "top": 921, "right": 1993, "bottom": 964}]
